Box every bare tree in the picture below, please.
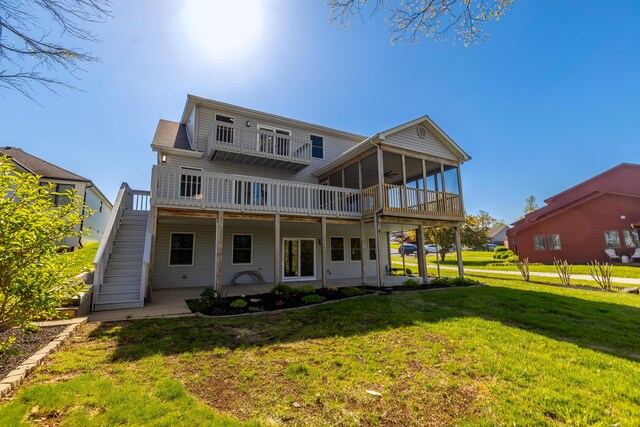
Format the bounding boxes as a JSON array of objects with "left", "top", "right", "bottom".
[
  {"left": 328, "top": 0, "right": 514, "bottom": 46},
  {"left": 0, "top": 0, "right": 111, "bottom": 100}
]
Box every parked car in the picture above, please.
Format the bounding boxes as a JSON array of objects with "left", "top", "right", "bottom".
[
  {"left": 425, "top": 244, "right": 440, "bottom": 253},
  {"left": 398, "top": 243, "right": 417, "bottom": 255},
  {"left": 483, "top": 243, "right": 500, "bottom": 251}
]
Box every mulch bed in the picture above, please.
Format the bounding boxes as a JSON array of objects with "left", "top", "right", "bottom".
[
  {"left": 0, "top": 325, "right": 67, "bottom": 378},
  {"left": 188, "top": 287, "right": 374, "bottom": 316}
]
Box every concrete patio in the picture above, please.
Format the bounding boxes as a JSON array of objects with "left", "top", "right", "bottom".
[{"left": 88, "top": 275, "right": 414, "bottom": 322}]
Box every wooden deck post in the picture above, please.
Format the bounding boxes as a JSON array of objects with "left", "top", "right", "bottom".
[
  {"left": 274, "top": 213, "right": 281, "bottom": 286},
  {"left": 215, "top": 211, "right": 224, "bottom": 292},
  {"left": 416, "top": 225, "right": 427, "bottom": 284},
  {"left": 360, "top": 220, "right": 366, "bottom": 285},
  {"left": 146, "top": 206, "right": 158, "bottom": 302},
  {"left": 454, "top": 225, "right": 464, "bottom": 279},
  {"left": 321, "top": 216, "right": 328, "bottom": 288}
]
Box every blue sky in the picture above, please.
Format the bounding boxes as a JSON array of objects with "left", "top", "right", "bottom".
[{"left": 2, "top": 0, "right": 639, "bottom": 223}]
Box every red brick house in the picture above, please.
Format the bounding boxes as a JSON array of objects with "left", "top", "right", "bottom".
[{"left": 507, "top": 163, "right": 640, "bottom": 263}]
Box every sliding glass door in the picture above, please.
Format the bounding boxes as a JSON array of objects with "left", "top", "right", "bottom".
[{"left": 283, "top": 239, "right": 315, "bottom": 280}]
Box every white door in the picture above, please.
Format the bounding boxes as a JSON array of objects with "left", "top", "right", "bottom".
[{"left": 283, "top": 238, "right": 315, "bottom": 280}]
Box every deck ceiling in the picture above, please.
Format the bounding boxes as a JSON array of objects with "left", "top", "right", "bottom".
[{"left": 211, "top": 149, "right": 308, "bottom": 172}]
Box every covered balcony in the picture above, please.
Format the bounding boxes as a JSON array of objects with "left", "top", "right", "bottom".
[
  {"left": 153, "top": 165, "right": 361, "bottom": 218},
  {"left": 207, "top": 122, "right": 311, "bottom": 171}
]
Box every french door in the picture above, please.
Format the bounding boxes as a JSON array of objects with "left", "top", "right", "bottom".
[{"left": 283, "top": 239, "right": 315, "bottom": 281}]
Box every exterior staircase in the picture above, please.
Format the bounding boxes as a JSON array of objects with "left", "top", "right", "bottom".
[{"left": 93, "top": 184, "right": 151, "bottom": 311}]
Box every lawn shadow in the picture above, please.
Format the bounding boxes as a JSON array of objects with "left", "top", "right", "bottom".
[{"left": 89, "top": 285, "right": 640, "bottom": 363}]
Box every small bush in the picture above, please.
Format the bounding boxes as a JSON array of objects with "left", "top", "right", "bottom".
[
  {"left": 327, "top": 287, "right": 339, "bottom": 293},
  {"left": 272, "top": 284, "right": 297, "bottom": 295},
  {"left": 494, "top": 246, "right": 509, "bottom": 253},
  {"left": 301, "top": 294, "right": 326, "bottom": 304},
  {"left": 248, "top": 306, "right": 263, "bottom": 312},
  {"left": 21, "top": 323, "right": 40, "bottom": 334},
  {"left": 430, "top": 277, "right": 482, "bottom": 287},
  {"left": 341, "top": 287, "right": 366, "bottom": 297},
  {"left": 187, "top": 288, "right": 226, "bottom": 312},
  {"left": 0, "top": 337, "right": 16, "bottom": 354},
  {"left": 294, "top": 285, "right": 316, "bottom": 295},
  {"left": 403, "top": 279, "right": 421, "bottom": 287},
  {"left": 494, "top": 250, "right": 515, "bottom": 259},
  {"left": 230, "top": 299, "right": 248, "bottom": 309}
]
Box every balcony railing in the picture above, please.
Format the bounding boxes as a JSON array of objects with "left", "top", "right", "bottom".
[
  {"left": 362, "top": 184, "right": 464, "bottom": 219},
  {"left": 154, "top": 166, "right": 361, "bottom": 217},
  {"left": 207, "top": 123, "right": 312, "bottom": 165}
]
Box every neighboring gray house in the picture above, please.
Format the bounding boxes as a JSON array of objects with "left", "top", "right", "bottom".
[
  {"left": 92, "top": 95, "right": 471, "bottom": 310},
  {"left": 487, "top": 225, "right": 509, "bottom": 246},
  {"left": 0, "top": 147, "right": 113, "bottom": 248}
]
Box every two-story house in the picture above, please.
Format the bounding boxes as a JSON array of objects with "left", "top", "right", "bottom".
[
  {"left": 0, "top": 146, "right": 113, "bottom": 248},
  {"left": 92, "top": 96, "right": 471, "bottom": 311}
]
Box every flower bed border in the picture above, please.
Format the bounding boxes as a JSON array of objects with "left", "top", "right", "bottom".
[{"left": 0, "top": 317, "right": 86, "bottom": 398}]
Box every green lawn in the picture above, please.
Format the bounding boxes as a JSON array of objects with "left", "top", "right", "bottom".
[
  {"left": 53, "top": 242, "right": 99, "bottom": 278},
  {"left": 392, "top": 250, "right": 640, "bottom": 279},
  {"left": 1, "top": 277, "right": 639, "bottom": 425}
]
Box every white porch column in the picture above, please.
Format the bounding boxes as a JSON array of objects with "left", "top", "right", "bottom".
[
  {"left": 360, "top": 220, "right": 366, "bottom": 285},
  {"left": 215, "top": 211, "right": 224, "bottom": 292},
  {"left": 417, "top": 225, "right": 427, "bottom": 284},
  {"left": 321, "top": 217, "right": 328, "bottom": 288},
  {"left": 274, "top": 213, "right": 281, "bottom": 285}
]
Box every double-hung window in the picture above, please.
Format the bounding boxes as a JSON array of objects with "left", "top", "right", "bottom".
[
  {"left": 170, "top": 233, "right": 194, "bottom": 266},
  {"left": 330, "top": 237, "right": 345, "bottom": 262},
  {"left": 547, "top": 234, "right": 561, "bottom": 250},
  {"left": 369, "top": 238, "right": 376, "bottom": 260},
  {"left": 311, "top": 135, "right": 324, "bottom": 159},
  {"left": 604, "top": 231, "right": 621, "bottom": 248},
  {"left": 180, "top": 167, "right": 202, "bottom": 198},
  {"left": 623, "top": 230, "right": 639, "bottom": 248},
  {"left": 350, "top": 238, "right": 361, "bottom": 261},
  {"left": 533, "top": 235, "right": 546, "bottom": 251},
  {"left": 232, "top": 235, "right": 252, "bottom": 264}
]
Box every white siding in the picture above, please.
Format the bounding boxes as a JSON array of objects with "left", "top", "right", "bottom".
[
  {"left": 384, "top": 124, "right": 459, "bottom": 162},
  {"left": 185, "top": 107, "right": 196, "bottom": 149},
  {"left": 82, "top": 187, "right": 112, "bottom": 243},
  {"left": 152, "top": 219, "right": 386, "bottom": 288},
  {"left": 153, "top": 222, "right": 216, "bottom": 289},
  {"left": 179, "top": 106, "right": 360, "bottom": 184}
]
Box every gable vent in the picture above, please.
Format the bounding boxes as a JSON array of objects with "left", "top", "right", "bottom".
[{"left": 416, "top": 125, "right": 428, "bottom": 139}]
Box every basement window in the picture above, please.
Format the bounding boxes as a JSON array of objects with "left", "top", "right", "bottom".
[
  {"left": 623, "top": 230, "right": 639, "bottom": 248},
  {"left": 330, "top": 237, "right": 345, "bottom": 262},
  {"left": 548, "top": 234, "right": 561, "bottom": 250},
  {"left": 533, "top": 235, "right": 546, "bottom": 251},
  {"left": 604, "top": 231, "right": 621, "bottom": 248},
  {"left": 350, "top": 238, "right": 361, "bottom": 261},
  {"left": 232, "top": 234, "right": 252, "bottom": 264},
  {"left": 170, "top": 233, "right": 194, "bottom": 266}
]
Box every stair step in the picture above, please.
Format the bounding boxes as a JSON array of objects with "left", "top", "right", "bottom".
[
  {"left": 104, "top": 274, "right": 142, "bottom": 283},
  {"left": 100, "top": 283, "right": 140, "bottom": 293},
  {"left": 97, "top": 291, "right": 141, "bottom": 303},
  {"left": 105, "top": 267, "right": 141, "bottom": 277},
  {"left": 106, "top": 260, "right": 142, "bottom": 268},
  {"left": 93, "top": 299, "right": 144, "bottom": 311}
]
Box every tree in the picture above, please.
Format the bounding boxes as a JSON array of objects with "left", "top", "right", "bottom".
[
  {"left": 329, "top": 0, "right": 514, "bottom": 46},
  {"left": 0, "top": 0, "right": 111, "bottom": 100},
  {"left": 428, "top": 227, "right": 455, "bottom": 261},
  {"left": 461, "top": 212, "right": 491, "bottom": 249},
  {"left": 523, "top": 195, "right": 538, "bottom": 215},
  {"left": 0, "top": 156, "right": 89, "bottom": 330}
]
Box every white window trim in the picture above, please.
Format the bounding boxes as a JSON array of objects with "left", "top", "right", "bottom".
[
  {"left": 369, "top": 237, "right": 377, "bottom": 261},
  {"left": 232, "top": 233, "right": 253, "bottom": 265},
  {"left": 310, "top": 134, "right": 324, "bottom": 160},
  {"left": 533, "top": 234, "right": 547, "bottom": 251},
  {"left": 257, "top": 124, "right": 291, "bottom": 152},
  {"left": 282, "top": 238, "right": 316, "bottom": 281},
  {"left": 330, "top": 236, "right": 346, "bottom": 263},
  {"left": 547, "top": 234, "right": 561, "bottom": 251},
  {"left": 169, "top": 232, "right": 195, "bottom": 267},
  {"left": 349, "top": 237, "right": 362, "bottom": 262}
]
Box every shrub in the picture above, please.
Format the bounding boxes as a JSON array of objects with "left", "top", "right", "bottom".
[
  {"left": 341, "top": 287, "right": 366, "bottom": 297},
  {"left": 553, "top": 258, "right": 572, "bottom": 286},
  {"left": 494, "top": 249, "right": 515, "bottom": 260},
  {"left": 272, "top": 284, "right": 297, "bottom": 295},
  {"left": 0, "top": 337, "right": 16, "bottom": 354},
  {"left": 230, "top": 299, "right": 248, "bottom": 309},
  {"left": 248, "top": 306, "right": 263, "bottom": 313},
  {"left": 21, "top": 323, "right": 40, "bottom": 334},
  {"left": 0, "top": 157, "right": 89, "bottom": 330},
  {"left": 187, "top": 288, "right": 226, "bottom": 312},
  {"left": 301, "top": 294, "right": 326, "bottom": 304},
  {"left": 494, "top": 246, "right": 509, "bottom": 253},
  {"left": 515, "top": 258, "right": 531, "bottom": 282},
  {"left": 430, "top": 277, "right": 482, "bottom": 287},
  {"left": 293, "top": 285, "right": 316, "bottom": 295},
  {"left": 588, "top": 261, "right": 613, "bottom": 291},
  {"left": 403, "top": 279, "right": 421, "bottom": 287}
]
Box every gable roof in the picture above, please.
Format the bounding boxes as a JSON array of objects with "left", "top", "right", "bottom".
[
  {"left": 487, "top": 224, "right": 509, "bottom": 238},
  {"left": 313, "top": 116, "right": 471, "bottom": 177},
  {"left": 509, "top": 163, "right": 640, "bottom": 234},
  {"left": 0, "top": 146, "right": 89, "bottom": 182},
  {"left": 151, "top": 120, "right": 194, "bottom": 152}
]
